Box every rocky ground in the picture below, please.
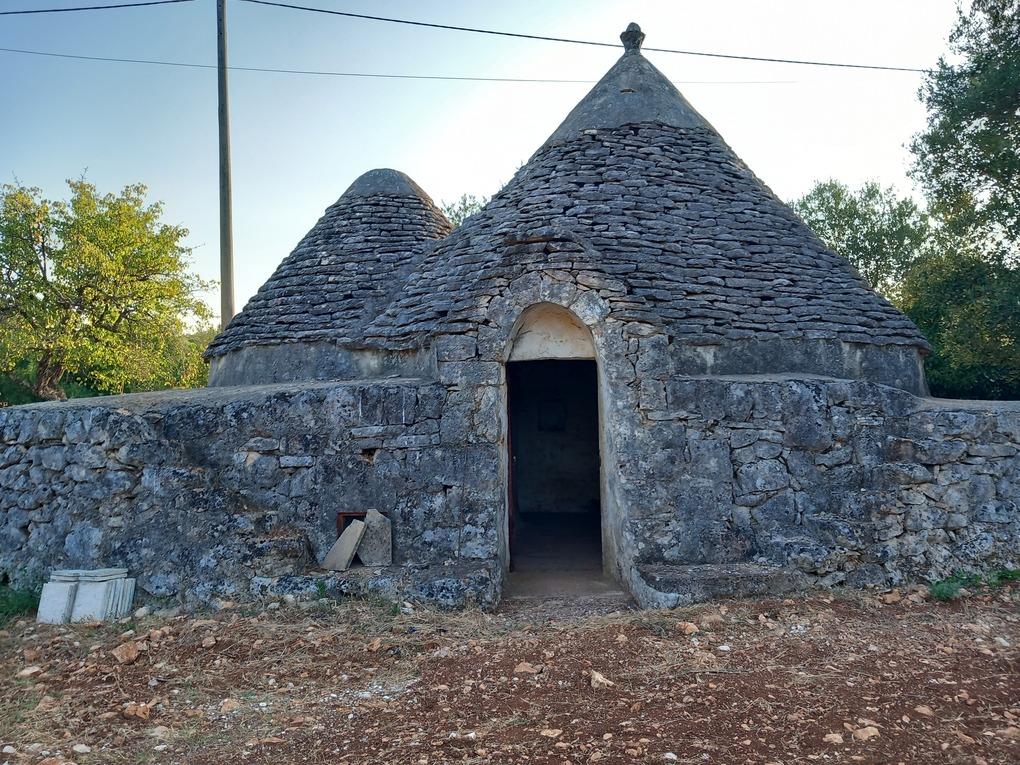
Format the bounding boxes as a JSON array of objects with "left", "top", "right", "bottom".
[{"left": 1, "top": 586, "right": 1018, "bottom": 765}]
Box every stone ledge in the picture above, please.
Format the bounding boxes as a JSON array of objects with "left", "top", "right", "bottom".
[
  {"left": 630, "top": 563, "right": 810, "bottom": 609},
  {"left": 250, "top": 561, "right": 501, "bottom": 610}
]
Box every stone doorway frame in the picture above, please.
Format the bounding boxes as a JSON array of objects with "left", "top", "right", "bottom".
[{"left": 498, "top": 302, "right": 621, "bottom": 583}]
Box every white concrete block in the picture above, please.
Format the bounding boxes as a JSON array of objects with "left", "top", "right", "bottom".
[
  {"left": 36, "top": 581, "right": 78, "bottom": 624},
  {"left": 70, "top": 580, "right": 116, "bottom": 623}
]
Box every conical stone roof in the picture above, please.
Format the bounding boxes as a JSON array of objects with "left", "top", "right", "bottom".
[
  {"left": 363, "top": 25, "right": 929, "bottom": 362},
  {"left": 205, "top": 169, "right": 451, "bottom": 359}
]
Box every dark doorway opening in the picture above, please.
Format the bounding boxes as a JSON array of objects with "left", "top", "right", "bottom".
[{"left": 507, "top": 359, "right": 606, "bottom": 595}]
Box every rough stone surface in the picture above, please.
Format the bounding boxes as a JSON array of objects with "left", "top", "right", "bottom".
[
  {"left": 212, "top": 41, "right": 926, "bottom": 394},
  {"left": 2, "top": 30, "right": 1016, "bottom": 610},
  {"left": 0, "top": 380, "right": 503, "bottom": 607},
  {"left": 205, "top": 168, "right": 452, "bottom": 371},
  {"left": 356, "top": 36, "right": 932, "bottom": 394},
  {"left": 1, "top": 373, "right": 1017, "bottom": 608},
  {"left": 633, "top": 563, "right": 808, "bottom": 608},
  {"left": 357, "top": 508, "right": 393, "bottom": 566},
  {"left": 542, "top": 24, "right": 717, "bottom": 146},
  {"left": 322, "top": 519, "right": 365, "bottom": 571}
]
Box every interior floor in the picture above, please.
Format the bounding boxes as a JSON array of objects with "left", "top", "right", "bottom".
[
  {"left": 513, "top": 512, "right": 602, "bottom": 572},
  {"left": 506, "top": 512, "right": 620, "bottom": 598}
]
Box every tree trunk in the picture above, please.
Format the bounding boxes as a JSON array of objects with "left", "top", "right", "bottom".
[{"left": 33, "top": 353, "right": 66, "bottom": 400}]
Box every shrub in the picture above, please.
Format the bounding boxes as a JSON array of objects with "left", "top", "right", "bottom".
[
  {"left": 929, "top": 577, "right": 964, "bottom": 601},
  {"left": 929, "top": 569, "right": 1019, "bottom": 600},
  {"left": 0, "top": 585, "right": 40, "bottom": 624}
]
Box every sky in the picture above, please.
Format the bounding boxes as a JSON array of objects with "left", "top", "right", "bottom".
[{"left": 2, "top": 0, "right": 961, "bottom": 321}]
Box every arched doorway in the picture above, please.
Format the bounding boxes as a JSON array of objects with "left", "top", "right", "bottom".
[{"left": 504, "top": 303, "right": 615, "bottom": 597}]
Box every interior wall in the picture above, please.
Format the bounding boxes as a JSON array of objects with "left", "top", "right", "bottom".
[{"left": 507, "top": 361, "right": 601, "bottom": 515}]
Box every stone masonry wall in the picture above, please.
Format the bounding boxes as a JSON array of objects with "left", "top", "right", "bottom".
[
  {"left": 2, "top": 272, "right": 1018, "bottom": 610},
  {"left": 621, "top": 375, "right": 1020, "bottom": 587},
  {"left": 0, "top": 381, "right": 503, "bottom": 607},
  {"left": 427, "top": 271, "right": 1019, "bottom": 595}
]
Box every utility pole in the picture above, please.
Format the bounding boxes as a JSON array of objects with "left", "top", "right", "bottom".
[{"left": 217, "top": 0, "right": 235, "bottom": 329}]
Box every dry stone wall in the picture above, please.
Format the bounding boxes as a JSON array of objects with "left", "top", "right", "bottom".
[
  {"left": 1, "top": 311, "right": 1017, "bottom": 609},
  {"left": 435, "top": 269, "right": 1019, "bottom": 598},
  {"left": 619, "top": 372, "right": 1020, "bottom": 588},
  {"left": 0, "top": 381, "right": 503, "bottom": 608}
]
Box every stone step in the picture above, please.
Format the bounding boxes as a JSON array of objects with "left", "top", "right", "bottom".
[{"left": 632, "top": 562, "right": 809, "bottom": 609}]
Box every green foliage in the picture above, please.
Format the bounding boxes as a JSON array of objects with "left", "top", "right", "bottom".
[
  {"left": 791, "top": 180, "right": 932, "bottom": 298},
  {"left": 0, "top": 584, "right": 40, "bottom": 624},
  {"left": 910, "top": 0, "right": 1020, "bottom": 245},
  {"left": 985, "top": 568, "right": 1020, "bottom": 586},
  {"left": 929, "top": 568, "right": 1019, "bottom": 600},
  {"left": 898, "top": 247, "right": 1020, "bottom": 399},
  {"left": 441, "top": 194, "right": 488, "bottom": 227},
  {"left": 0, "top": 369, "right": 39, "bottom": 406},
  {"left": 0, "top": 359, "right": 106, "bottom": 407},
  {"left": 792, "top": 7, "right": 1020, "bottom": 402},
  {"left": 0, "top": 180, "right": 214, "bottom": 400},
  {"left": 792, "top": 178, "right": 1020, "bottom": 400},
  {"left": 928, "top": 577, "right": 964, "bottom": 601}
]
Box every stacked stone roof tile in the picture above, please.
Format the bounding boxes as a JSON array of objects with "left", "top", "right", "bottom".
[
  {"left": 363, "top": 121, "right": 928, "bottom": 351},
  {"left": 205, "top": 169, "right": 452, "bottom": 358},
  {"left": 208, "top": 24, "right": 929, "bottom": 360},
  {"left": 361, "top": 27, "right": 928, "bottom": 352}
]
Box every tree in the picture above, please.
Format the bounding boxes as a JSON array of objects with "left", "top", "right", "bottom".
[
  {"left": 910, "top": 0, "right": 1020, "bottom": 246},
  {"left": 441, "top": 194, "right": 488, "bottom": 227},
  {"left": 792, "top": 179, "right": 1020, "bottom": 399},
  {"left": 791, "top": 180, "right": 931, "bottom": 297},
  {"left": 899, "top": 247, "right": 1020, "bottom": 399},
  {"left": 0, "top": 180, "right": 213, "bottom": 400}
]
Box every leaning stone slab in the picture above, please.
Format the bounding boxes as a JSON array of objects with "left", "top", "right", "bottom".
[
  {"left": 322, "top": 520, "right": 365, "bottom": 572},
  {"left": 357, "top": 509, "right": 392, "bottom": 567},
  {"left": 71, "top": 579, "right": 118, "bottom": 622},
  {"left": 37, "top": 581, "right": 78, "bottom": 624}
]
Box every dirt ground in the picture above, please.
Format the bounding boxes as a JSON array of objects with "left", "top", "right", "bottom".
[{"left": 2, "top": 586, "right": 1018, "bottom": 765}]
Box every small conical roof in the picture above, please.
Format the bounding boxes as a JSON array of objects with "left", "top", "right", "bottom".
[
  {"left": 365, "top": 24, "right": 929, "bottom": 363},
  {"left": 205, "top": 169, "right": 451, "bottom": 359}
]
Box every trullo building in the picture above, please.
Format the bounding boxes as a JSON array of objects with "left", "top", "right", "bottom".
[{"left": 2, "top": 25, "right": 1017, "bottom": 608}]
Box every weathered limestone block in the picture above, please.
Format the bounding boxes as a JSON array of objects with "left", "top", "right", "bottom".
[
  {"left": 904, "top": 506, "right": 949, "bottom": 532},
  {"left": 438, "top": 361, "right": 502, "bottom": 387},
  {"left": 434, "top": 334, "right": 478, "bottom": 361},
  {"left": 322, "top": 520, "right": 365, "bottom": 571},
  {"left": 976, "top": 501, "right": 1016, "bottom": 524},
  {"left": 357, "top": 509, "right": 392, "bottom": 566},
  {"left": 736, "top": 459, "right": 789, "bottom": 494}
]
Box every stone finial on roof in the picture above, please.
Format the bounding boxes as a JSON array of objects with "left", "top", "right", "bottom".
[
  {"left": 620, "top": 22, "right": 645, "bottom": 53},
  {"left": 539, "top": 21, "right": 715, "bottom": 147}
]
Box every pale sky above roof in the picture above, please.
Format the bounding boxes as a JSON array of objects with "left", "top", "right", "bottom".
[{"left": 2, "top": 0, "right": 960, "bottom": 319}]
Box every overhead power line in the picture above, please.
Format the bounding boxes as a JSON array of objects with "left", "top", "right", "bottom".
[
  {"left": 240, "top": 0, "right": 926, "bottom": 73},
  {"left": 0, "top": 47, "right": 795, "bottom": 84},
  {"left": 0, "top": 0, "right": 193, "bottom": 15}
]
